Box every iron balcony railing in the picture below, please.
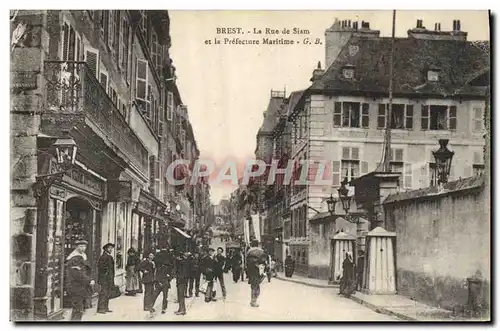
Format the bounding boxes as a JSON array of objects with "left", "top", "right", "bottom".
[{"left": 44, "top": 61, "right": 149, "bottom": 174}]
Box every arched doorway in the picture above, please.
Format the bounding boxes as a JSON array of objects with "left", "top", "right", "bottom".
[{"left": 62, "top": 197, "right": 99, "bottom": 308}]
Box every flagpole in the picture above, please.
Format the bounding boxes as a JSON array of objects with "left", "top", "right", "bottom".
[{"left": 383, "top": 10, "right": 396, "bottom": 172}]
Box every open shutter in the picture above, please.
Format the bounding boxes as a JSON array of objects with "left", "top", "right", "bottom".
[
  {"left": 421, "top": 105, "right": 429, "bottom": 130},
  {"left": 99, "top": 72, "right": 108, "bottom": 93},
  {"left": 85, "top": 48, "right": 99, "bottom": 77},
  {"left": 448, "top": 106, "right": 457, "bottom": 130},
  {"left": 62, "top": 23, "right": 69, "bottom": 60},
  {"left": 361, "top": 103, "right": 370, "bottom": 128},
  {"left": 332, "top": 161, "right": 341, "bottom": 186},
  {"left": 107, "top": 10, "right": 114, "bottom": 49},
  {"left": 158, "top": 106, "right": 164, "bottom": 137},
  {"left": 136, "top": 58, "right": 148, "bottom": 102},
  {"left": 406, "top": 105, "right": 414, "bottom": 129},
  {"left": 404, "top": 163, "right": 412, "bottom": 189},
  {"left": 333, "top": 102, "right": 342, "bottom": 127},
  {"left": 377, "top": 104, "right": 386, "bottom": 129},
  {"left": 118, "top": 13, "right": 124, "bottom": 69}
]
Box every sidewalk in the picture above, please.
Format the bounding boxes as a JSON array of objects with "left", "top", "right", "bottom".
[
  {"left": 275, "top": 272, "right": 338, "bottom": 288},
  {"left": 350, "top": 292, "right": 485, "bottom": 322},
  {"left": 275, "top": 273, "right": 480, "bottom": 321},
  {"left": 61, "top": 283, "right": 179, "bottom": 322}
]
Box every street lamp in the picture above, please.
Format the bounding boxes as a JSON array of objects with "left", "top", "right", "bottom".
[
  {"left": 33, "top": 136, "right": 78, "bottom": 198},
  {"left": 432, "top": 139, "right": 455, "bottom": 185},
  {"left": 337, "top": 178, "right": 351, "bottom": 214},
  {"left": 326, "top": 193, "right": 337, "bottom": 215}
]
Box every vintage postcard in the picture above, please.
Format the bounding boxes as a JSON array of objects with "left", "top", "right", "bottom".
[{"left": 10, "top": 9, "right": 491, "bottom": 322}]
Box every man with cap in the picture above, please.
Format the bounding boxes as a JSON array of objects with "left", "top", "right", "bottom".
[
  {"left": 97, "top": 242, "right": 115, "bottom": 314},
  {"left": 66, "top": 239, "right": 93, "bottom": 321},
  {"left": 246, "top": 239, "right": 267, "bottom": 307},
  {"left": 201, "top": 247, "right": 217, "bottom": 303},
  {"left": 153, "top": 245, "right": 175, "bottom": 314},
  {"left": 173, "top": 250, "right": 190, "bottom": 315},
  {"left": 214, "top": 247, "right": 227, "bottom": 300}
]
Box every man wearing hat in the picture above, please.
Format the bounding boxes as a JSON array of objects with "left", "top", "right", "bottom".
[
  {"left": 97, "top": 242, "right": 115, "bottom": 314},
  {"left": 66, "top": 239, "right": 93, "bottom": 321},
  {"left": 246, "top": 239, "right": 267, "bottom": 307},
  {"left": 201, "top": 248, "right": 217, "bottom": 303}
]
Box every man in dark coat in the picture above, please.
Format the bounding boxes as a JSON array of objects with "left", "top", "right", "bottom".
[
  {"left": 214, "top": 247, "right": 227, "bottom": 299},
  {"left": 229, "top": 251, "right": 243, "bottom": 283},
  {"left": 187, "top": 251, "right": 202, "bottom": 297},
  {"left": 356, "top": 250, "right": 365, "bottom": 291},
  {"left": 153, "top": 247, "right": 175, "bottom": 314},
  {"left": 246, "top": 240, "right": 267, "bottom": 307},
  {"left": 66, "top": 239, "right": 93, "bottom": 321},
  {"left": 201, "top": 248, "right": 217, "bottom": 303},
  {"left": 97, "top": 243, "right": 115, "bottom": 314},
  {"left": 174, "top": 251, "right": 190, "bottom": 315},
  {"left": 137, "top": 251, "right": 157, "bottom": 312}
]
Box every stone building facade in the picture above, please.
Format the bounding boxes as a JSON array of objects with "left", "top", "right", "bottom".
[{"left": 10, "top": 10, "right": 207, "bottom": 320}]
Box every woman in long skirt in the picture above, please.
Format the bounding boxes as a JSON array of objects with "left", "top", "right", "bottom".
[
  {"left": 125, "top": 248, "right": 140, "bottom": 296},
  {"left": 339, "top": 252, "right": 356, "bottom": 297}
]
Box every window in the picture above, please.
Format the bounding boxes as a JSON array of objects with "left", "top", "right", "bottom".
[
  {"left": 427, "top": 70, "right": 439, "bottom": 82},
  {"left": 109, "top": 86, "right": 117, "bottom": 106},
  {"left": 341, "top": 147, "right": 360, "bottom": 183},
  {"left": 166, "top": 91, "right": 173, "bottom": 121},
  {"left": 61, "top": 22, "right": 81, "bottom": 61},
  {"left": 388, "top": 148, "right": 412, "bottom": 189},
  {"left": 85, "top": 48, "right": 99, "bottom": 77},
  {"left": 378, "top": 104, "right": 413, "bottom": 129},
  {"left": 107, "top": 10, "right": 116, "bottom": 50},
  {"left": 334, "top": 102, "right": 369, "bottom": 128},
  {"left": 421, "top": 105, "right": 457, "bottom": 130},
  {"left": 361, "top": 103, "right": 369, "bottom": 128},
  {"left": 151, "top": 31, "right": 161, "bottom": 70},
  {"left": 119, "top": 14, "right": 129, "bottom": 74},
  {"left": 140, "top": 10, "right": 147, "bottom": 36},
  {"left": 473, "top": 151, "right": 485, "bottom": 177},
  {"left": 343, "top": 68, "right": 354, "bottom": 79},
  {"left": 135, "top": 58, "right": 149, "bottom": 114},
  {"left": 473, "top": 108, "right": 484, "bottom": 133},
  {"left": 99, "top": 72, "right": 108, "bottom": 93},
  {"left": 99, "top": 11, "right": 108, "bottom": 41}
]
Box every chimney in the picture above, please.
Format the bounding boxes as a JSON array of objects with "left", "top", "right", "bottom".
[
  {"left": 310, "top": 61, "right": 325, "bottom": 82},
  {"left": 353, "top": 21, "right": 358, "bottom": 30},
  {"left": 408, "top": 19, "right": 466, "bottom": 41},
  {"left": 348, "top": 20, "right": 352, "bottom": 28},
  {"left": 457, "top": 19, "right": 461, "bottom": 31},
  {"left": 416, "top": 19, "right": 424, "bottom": 29}
]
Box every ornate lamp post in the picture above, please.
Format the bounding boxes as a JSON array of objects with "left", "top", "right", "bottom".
[
  {"left": 326, "top": 193, "right": 337, "bottom": 215},
  {"left": 432, "top": 139, "right": 455, "bottom": 185},
  {"left": 33, "top": 136, "right": 78, "bottom": 198}
]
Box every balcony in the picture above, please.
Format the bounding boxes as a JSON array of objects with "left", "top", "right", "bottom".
[{"left": 43, "top": 61, "right": 149, "bottom": 175}]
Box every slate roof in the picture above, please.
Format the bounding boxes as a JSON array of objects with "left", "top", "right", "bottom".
[
  {"left": 384, "top": 175, "right": 485, "bottom": 204},
  {"left": 258, "top": 96, "right": 286, "bottom": 135},
  {"left": 311, "top": 36, "right": 490, "bottom": 98}
]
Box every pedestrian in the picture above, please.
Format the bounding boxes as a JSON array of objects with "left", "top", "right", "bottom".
[
  {"left": 174, "top": 251, "right": 190, "bottom": 315},
  {"left": 137, "top": 251, "right": 157, "bottom": 312},
  {"left": 214, "top": 247, "right": 227, "bottom": 300},
  {"left": 270, "top": 257, "right": 277, "bottom": 277},
  {"left": 153, "top": 246, "right": 174, "bottom": 314},
  {"left": 187, "top": 251, "right": 202, "bottom": 297},
  {"left": 66, "top": 239, "right": 94, "bottom": 321},
  {"left": 125, "top": 248, "right": 140, "bottom": 296},
  {"left": 284, "top": 255, "right": 295, "bottom": 278},
  {"left": 230, "top": 251, "right": 243, "bottom": 283},
  {"left": 97, "top": 243, "right": 115, "bottom": 314},
  {"left": 201, "top": 248, "right": 217, "bottom": 302},
  {"left": 246, "top": 239, "right": 267, "bottom": 307},
  {"left": 266, "top": 253, "right": 273, "bottom": 283},
  {"left": 357, "top": 250, "right": 365, "bottom": 291},
  {"left": 339, "top": 252, "right": 356, "bottom": 297}
]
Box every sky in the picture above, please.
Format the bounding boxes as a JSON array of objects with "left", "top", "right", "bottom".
[{"left": 168, "top": 10, "right": 490, "bottom": 205}]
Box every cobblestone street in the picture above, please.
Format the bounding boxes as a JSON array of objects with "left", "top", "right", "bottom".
[{"left": 80, "top": 275, "right": 398, "bottom": 321}]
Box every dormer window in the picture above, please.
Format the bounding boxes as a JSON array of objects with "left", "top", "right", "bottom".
[
  {"left": 427, "top": 66, "right": 441, "bottom": 82},
  {"left": 342, "top": 64, "right": 355, "bottom": 79}
]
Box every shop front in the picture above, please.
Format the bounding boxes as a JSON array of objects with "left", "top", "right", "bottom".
[
  {"left": 132, "top": 189, "right": 167, "bottom": 256},
  {"left": 33, "top": 166, "right": 105, "bottom": 319}
]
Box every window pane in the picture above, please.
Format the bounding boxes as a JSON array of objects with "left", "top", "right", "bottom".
[
  {"left": 333, "top": 114, "right": 341, "bottom": 126},
  {"left": 137, "top": 60, "right": 147, "bottom": 79},
  {"left": 406, "top": 117, "right": 413, "bottom": 129},
  {"left": 351, "top": 148, "right": 359, "bottom": 160},
  {"left": 137, "top": 80, "right": 146, "bottom": 99},
  {"left": 421, "top": 118, "right": 428, "bottom": 130},
  {"left": 377, "top": 116, "right": 385, "bottom": 129}
]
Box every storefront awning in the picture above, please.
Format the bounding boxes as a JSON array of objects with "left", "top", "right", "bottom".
[{"left": 173, "top": 227, "right": 191, "bottom": 239}]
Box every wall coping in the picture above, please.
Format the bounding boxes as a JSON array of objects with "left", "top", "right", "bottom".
[{"left": 384, "top": 176, "right": 485, "bottom": 204}]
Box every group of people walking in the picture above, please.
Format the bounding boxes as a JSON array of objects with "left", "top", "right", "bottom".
[{"left": 65, "top": 236, "right": 282, "bottom": 320}]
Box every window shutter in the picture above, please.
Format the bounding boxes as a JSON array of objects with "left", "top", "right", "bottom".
[
  {"left": 404, "top": 163, "right": 412, "bottom": 189},
  {"left": 118, "top": 14, "right": 124, "bottom": 69},
  {"left": 406, "top": 105, "right": 414, "bottom": 129},
  {"left": 62, "top": 23, "right": 69, "bottom": 61},
  {"left": 448, "top": 106, "right": 457, "bottom": 130},
  {"left": 361, "top": 161, "right": 369, "bottom": 175},
  {"left": 107, "top": 10, "right": 114, "bottom": 49},
  {"left": 421, "top": 105, "right": 429, "bottom": 130},
  {"left": 473, "top": 108, "right": 483, "bottom": 132},
  {"left": 135, "top": 59, "right": 148, "bottom": 101},
  {"left": 464, "top": 165, "right": 472, "bottom": 178},
  {"left": 377, "top": 104, "right": 386, "bottom": 129},
  {"left": 473, "top": 151, "right": 482, "bottom": 164},
  {"left": 361, "top": 103, "right": 370, "bottom": 128},
  {"left": 100, "top": 72, "right": 108, "bottom": 92},
  {"left": 342, "top": 147, "right": 350, "bottom": 160},
  {"left": 351, "top": 147, "right": 359, "bottom": 160},
  {"left": 395, "top": 149, "right": 404, "bottom": 162},
  {"left": 333, "top": 102, "right": 342, "bottom": 127},
  {"left": 85, "top": 49, "right": 99, "bottom": 77},
  {"left": 332, "top": 161, "right": 341, "bottom": 186}
]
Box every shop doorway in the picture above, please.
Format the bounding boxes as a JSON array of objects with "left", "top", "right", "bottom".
[{"left": 63, "top": 197, "right": 100, "bottom": 307}]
